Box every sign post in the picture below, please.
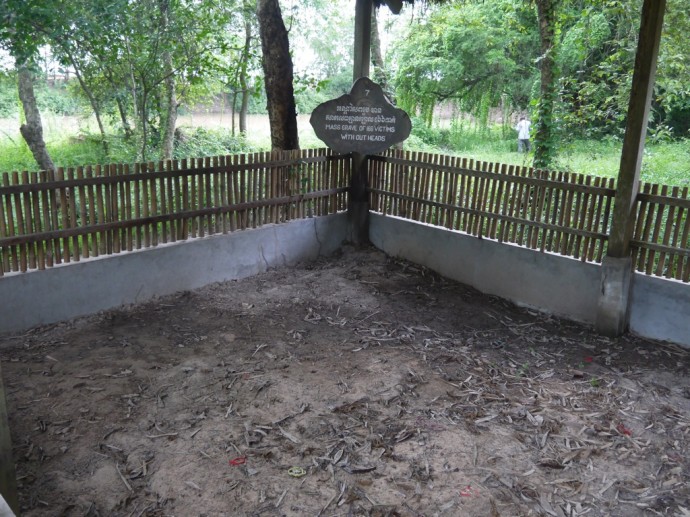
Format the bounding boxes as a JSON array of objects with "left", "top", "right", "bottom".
[{"left": 310, "top": 77, "right": 411, "bottom": 244}]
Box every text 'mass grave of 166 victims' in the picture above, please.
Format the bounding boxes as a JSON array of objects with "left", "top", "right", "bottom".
[{"left": 310, "top": 77, "right": 411, "bottom": 155}]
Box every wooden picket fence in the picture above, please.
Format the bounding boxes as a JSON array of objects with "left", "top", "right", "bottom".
[
  {"left": 631, "top": 183, "right": 690, "bottom": 282},
  {"left": 0, "top": 149, "right": 350, "bottom": 276},
  {"left": 369, "top": 150, "right": 616, "bottom": 262},
  {"left": 2, "top": 147, "right": 690, "bottom": 283},
  {"left": 369, "top": 149, "right": 690, "bottom": 282}
]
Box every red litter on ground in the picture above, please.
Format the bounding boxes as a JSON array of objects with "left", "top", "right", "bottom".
[
  {"left": 583, "top": 356, "right": 594, "bottom": 363},
  {"left": 229, "top": 456, "right": 247, "bottom": 466},
  {"left": 460, "top": 485, "right": 478, "bottom": 497},
  {"left": 617, "top": 423, "right": 632, "bottom": 436}
]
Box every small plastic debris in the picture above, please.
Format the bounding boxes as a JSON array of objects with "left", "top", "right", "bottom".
[
  {"left": 229, "top": 456, "right": 247, "bottom": 466},
  {"left": 288, "top": 466, "right": 306, "bottom": 478}
]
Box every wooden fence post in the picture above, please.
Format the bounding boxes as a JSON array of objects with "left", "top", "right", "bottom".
[
  {"left": 596, "top": 0, "right": 666, "bottom": 336},
  {"left": 348, "top": 0, "right": 373, "bottom": 245},
  {"left": 0, "top": 362, "right": 19, "bottom": 515},
  {"left": 348, "top": 153, "right": 370, "bottom": 245}
]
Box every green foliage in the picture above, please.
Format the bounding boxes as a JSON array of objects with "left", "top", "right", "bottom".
[
  {"left": 0, "top": 124, "right": 252, "bottom": 172},
  {"left": 556, "top": 2, "right": 639, "bottom": 139},
  {"left": 2, "top": 0, "right": 689, "bottom": 174},
  {"left": 2, "top": 0, "right": 236, "bottom": 162},
  {"left": 638, "top": 140, "right": 690, "bottom": 186},
  {"left": 294, "top": 71, "right": 352, "bottom": 115},
  {"left": 0, "top": 73, "right": 87, "bottom": 118},
  {"left": 390, "top": 0, "right": 690, "bottom": 154},
  {"left": 409, "top": 117, "right": 447, "bottom": 147},
  {"left": 655, "top": 0, "right": 690, "bottom": 136},
  {"left": 173, "top": 127, "right": 249, "bottom": 159},
  {"left": 35, "top": 81, "right": 84, "bottom": 116},
  {"left": 0, "top": 73, "right": 18, "bottom": 118},
  {"left": 558, "top": 10, "right": 611, "bottom": 77},
  {"left": 391, "top": 0, "right": 539, "bottom": 125}
]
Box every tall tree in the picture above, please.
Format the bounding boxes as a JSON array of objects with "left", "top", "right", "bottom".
[
  {"left": 532, "top": 0, "right": 559, "bottom": 169},
  {"left": 371, "top": 7, "right": 390, "bottom": 94},
  {"left": 159, "top": 0, "right": 178, "bottom": 161},
  {"left": 17, "top": 62, "right": 55, "bottom": 172},
  {"left": 1, "top": 0, "right": 57, "bottom": 171},
  {"left": 236, "top": 0, "right": 260, "bottom": 135},
  {"left": 257, "top": 0, "right": 299, "bottom": 150},
  {"left": 391, "top": 1, "right": 530, "bottom": 125}
]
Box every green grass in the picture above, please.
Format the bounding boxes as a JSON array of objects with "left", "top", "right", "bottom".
[
  {"left": 1, "top": 114, "right": 689, "bottom": 188},
  {"left": 406, "top": 122, "right": 690, "bottom": 187}
]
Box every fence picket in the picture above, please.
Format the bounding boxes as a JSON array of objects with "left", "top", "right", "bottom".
[
  {"left": 680, "top": 188, "right": 690, "bottom": 282},
  {"left": 647, "top": 185, "right": 667, "bottom": 275},
  {"left": 671, "top": 187, "right": 688, "bottom": 280},
  {"left": 513, "top": 165, "right": 526, "bottom": 244}
]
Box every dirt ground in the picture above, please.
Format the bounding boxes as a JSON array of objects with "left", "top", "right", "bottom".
[{"left": 1, "top": 246, "right": 689, "bottom": 517}]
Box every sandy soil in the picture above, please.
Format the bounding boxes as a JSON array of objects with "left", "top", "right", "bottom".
[{"left": 1, "top": 246, "right": 689, "bottom": 517}]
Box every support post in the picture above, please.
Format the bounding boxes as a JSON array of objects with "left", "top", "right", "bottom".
[
  {"left": 596, "top": 0, "right": 665, "bottom": 336},
  {"left": 0, "top": 363, "right": 19, "bottom": 515},
  {"left": 348, "top": 152, "right": 370, "bottom": 245},
  {"left": 349, "top": 0, "right": 373, "bottom": 245},
  {"left": 353, "top": 0, "right": 372, "bottom": 81}
]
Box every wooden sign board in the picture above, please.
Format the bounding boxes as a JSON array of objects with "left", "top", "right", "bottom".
[{"left": 310, "top": 77, "right": 411, "bottom": 155}]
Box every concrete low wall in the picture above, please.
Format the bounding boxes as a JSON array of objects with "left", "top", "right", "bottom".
[
  {"left": 5, "top": 210, "right": 689, "bottom": 347},
  {"left": 369, "top": 213, "right": 690, "bottom": 348},
  {"left": 0, "top": 214, "right": 348, "bottom": 334},
  {"left": 369, "top": 213, "right": 601, "bottom": 324},
  {"left": 630, "top": 274, "right": 690, "bottom": 347}
]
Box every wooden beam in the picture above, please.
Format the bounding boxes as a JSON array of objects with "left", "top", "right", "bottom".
[
  {"left": 596, "top": 0, "right": 666, "bottom": 338},
  {"left": 0, "top": 362, "right": 19, "bottom": 515},
  {"left": 607, "top": 0, "right": 666, "bottom": 257},
  {"left": 350, "top": 0, "right": 373, "bottom": 244},
  {"left": 353, "top": 0, "right": 372, "bottom": 81}
]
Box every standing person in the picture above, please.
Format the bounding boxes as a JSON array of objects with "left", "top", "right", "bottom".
[{"left": 515, "top": 116, "right": 531, "bottom": 152}]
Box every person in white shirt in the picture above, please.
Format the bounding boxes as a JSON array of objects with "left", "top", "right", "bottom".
[{"left": 515, "top": 116, "right": 531, "bottom": 152}]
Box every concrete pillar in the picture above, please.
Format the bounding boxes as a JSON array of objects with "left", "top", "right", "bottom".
[
  {"left": 596, "top": 256, "right": 634, "bottom": 336},
  {"left": 596, "top": 0, "right": 665, "bottom": 336}
]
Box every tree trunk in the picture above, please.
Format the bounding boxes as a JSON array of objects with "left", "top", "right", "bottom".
[
  {"left": 159, "top": 0, "right": 178, "bottom": 161},
  {"left": 231, "top": 91, "right": 237, "bottom": 136},
  {"left": 370, "top": 7, "right": 389, "bottom": 95},
  {"left": 257, "top": 0, "right": 299, "bottom": 151},
  {"left": 161, "top": 61, "right": 178, "bottom": 161},
  {"left": 124, "top": 37, "right": 139, "bottom": 123},
  {"left": 115, "top": 96, "right": 133, "bottom": 140},
  {"left": 239, "top": 18, "right": 252, "bottom": 135},
  {"left": 139, "top": 89, "right": 149, "bottom": 161},
  {"left": 533, "top": 0, "right": 558, "bottom": 169},
  {"left": 65, "top": 52, "right": 110, "bottom": 156},
  {"left": 239, "top": 88, "right": 249, "bottom": 135},
  {"left": 17, "top": 63, "right": 55, "bottom": 172}
]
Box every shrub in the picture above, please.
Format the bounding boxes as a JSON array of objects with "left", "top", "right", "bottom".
[{"left": 173, "top": 127, "right": 250, "bottom": 160}]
